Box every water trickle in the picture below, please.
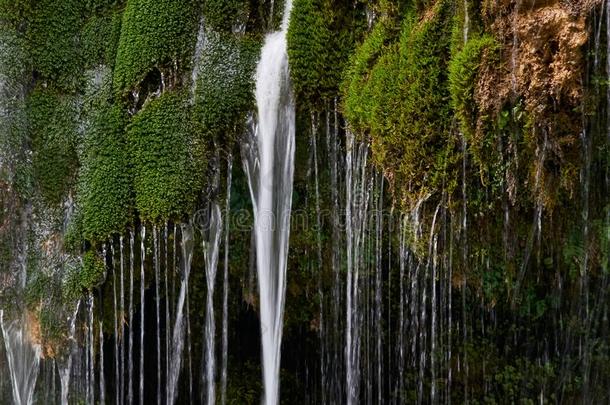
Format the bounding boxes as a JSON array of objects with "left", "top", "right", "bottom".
[
  {"left": 167, "top": 223, "right": 194, "bottom": 404},
  {"left": 119, "top": 236, "right": 125, "bottom": 405},
  {"left": 100, "top": 321, "right": 106, "bottom": 405},
  {"left": 111, "top": 243, "right": 120, "bottom": 405},
  {"left": 128, "top": 230, "right": 135, "bottom": 405},
  {"left": 0, "top": 311, "right": 42, "bottom": 405},
  {"left": 202, "top": 202, "right": 223, "bottom": 404},
  {"left": 57, "top": 301, "right": 80, "bottom": 405},
  {"left": 139, "top": 226, "right": 146, "bottom": 405},
  {"left": 153, "top": 226, "right": 161, "bottom": 404},
  {"left": 241, "top": 1, "right": 295, "bottom": 402},
  {"left": 87, "top": 292, "right": 95, "bottom": 405}
]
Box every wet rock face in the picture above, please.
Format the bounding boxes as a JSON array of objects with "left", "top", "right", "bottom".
[
  {"left": 480, "top": 0, "right": 595, "bottom": 119},
  {"left": 475, "top": 0, "right": 599, "bottom": 207}
]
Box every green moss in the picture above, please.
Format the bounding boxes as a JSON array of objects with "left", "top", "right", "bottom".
[
  {"left": 79, "top": 101, "right": 133, "bottom": 242},
  {"left": 113, "top": 0, "right": 199, "bottom": 93},
  {"left": 28, "top": 89, "right": 79, "bottom": 205},
  {"left": 63, "top": 251, "right": 105, "bottom": 301},
  {"left": 194, "top": 31, "right": 260, "bottom": 146},
  {"left": 81, "top": 10, "right": 123, "bottom": 69},
  {"left": 287, "top": 0, "right": 365, "bottom": 108},
  {"left": 128, "top": 91, "right": 204, "bottom": 223},
  {"left": 342, "top": 19, "right": 393, "bottom": 135},
  {"left": 203, "top": 0, "right": 250, "bottom": 32},
  {"left": 27, "top": 0, "right": 84, "bottom": 91},
  {"left": 448, "top": 34, "right": 498, "bottom": 168},
  {"left": 343, "top": 0, "right": 454, "bottom": 202}
]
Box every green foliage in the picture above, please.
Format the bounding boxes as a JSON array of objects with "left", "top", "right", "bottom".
[
  {"left": 194, "top": 31, "right": 260, "bottom": 147},
  {"left": 342, "top": 19, "right": 393, "bottom": 135},
  {"left": 113, "top": 0, "right": 199, "bottom": 93},
  {"left": 81, "top": 10, "right": 123, "bottom": 69},
  {"left": 0, "top": 28, "right": 30, "bottom": 195},
  {"left": 79, "top": 99, "right": 133, "bottom": 242},
  {"left": 203, "top": 0, "right": 250, "bottom": 32},
  {"left": 128, "top": 91, "right": 204, "bottom": 223},
  {"left": 448, "top": 35, "right": 496, "bottom": 136},
  {"left": 64, "top": 251, "right": 105, "bottom": 300},
  {"left": 28, "top": 89, "right": 79, "bottom": 205},
  {"left": 287, "top": 0, "right": 366, "bottom": 108},
  {"left": 343, "top": 0, "right": 454, "bottom": 202},
  {"left": 27, "top": 0, "right": 84, "bottom": 90}
]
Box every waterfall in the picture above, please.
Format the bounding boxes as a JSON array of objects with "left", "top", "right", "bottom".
[
  {"left": 202, "top": 203, "right": 223, "bottom": 404},
  {"left": 241, "top": 0, "right": 295, "bottom": 402},
  {"left": 345, "top": 131, "right": 371, "bottom": 404},
  {"left": 0, "top": 312, "right": 41, "bottom": 405},
  {"left": 57, "top": 301, "right": 80, "bottom": 405},
  {"left": 167, "top": 223, "right": 194, "bottom": 404},
  {"left": 87, "top": 293, "right": 95, "bottom": 404}
]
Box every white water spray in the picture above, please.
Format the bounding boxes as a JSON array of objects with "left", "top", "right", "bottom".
[{"left": 242, "top": 1, "right": 295, "bottom": 403}]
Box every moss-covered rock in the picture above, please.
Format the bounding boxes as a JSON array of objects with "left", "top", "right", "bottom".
[
  {"left": 28, "top": 89, "right": 79, "bottom": 206},
  {"left": 288, "top": 0, "right": 366, "bottom": 109},
  {"left": 343, "top": 0, "right": 454, "bottom": 204},
  {"left": 79, "top": 97, "right": 132, "bottom": 242},
  {"left": 203, "top": 0, "right": 251, "bottom": 32},
  {"left": 113, "top": 0, "right": 199, "bottom": 94},
  {"left": 128, "top": 91, "right": 204, "bottom": 223},
  {"left": 27, "top": 0, "right": 84, "bottom": 91},
  {"left": 194, "top": 30, "right": 260, "bottom": 147}
]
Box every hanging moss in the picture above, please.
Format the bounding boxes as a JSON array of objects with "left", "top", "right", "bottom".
[
  {"left": 81, "top": 10, "right": 123, "bottom": 69},
  {"left": 28, "top": 89, "right": 79, "bottom": 206},
  {"left": 113, "top": 0, "right": 199, "bottom": 94},
  {"left": 203, "top": 0, "right": 251, "bottom": 32},
  {"left": 448, "top": 34, "right": 499, "bottom": 167},
  {"left": 343, "top": 0, "right": 454, "bottom": 202},
  {"left": 27, "top": 0, "right": 84, "bottom": 91},
  {"left": 287, "top": 0, "right": 365, "bottom": 108},
  {"left": 342, "top": 19, "right": 393, "bottom": 135},
  {"left": 128, "top": 91, "right": 204, "bottom": 223},
  {"left": 79, "top": 103, "right": 133, "bottom": 242},
  {"left": 63, "top": 251, "right": 105, "bottom": 302},
  {"left": 194, "top": 31, "right": 260, "bottom": 147}
]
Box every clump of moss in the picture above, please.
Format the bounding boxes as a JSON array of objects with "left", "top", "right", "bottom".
[
  {"left": 203, "top": 0, "right": 251, "bottom": 32},
  {"left": 343, "top": 0, "right": 455, "bottom": 204},
  {"left": 81, "top": 11, "right": 123, "bottom": 69},
  {"left": 194, "top": 31, "right": 260, "bottom": 147},
  {"left": 28, "top": 89, "right": 79, "bottom": 206},
  {"left": 448, "top": 34, "right": 498, "bottom": 169},
  {"left": 27, "top": 0, "right": 84, "bottom": 91},
  {"left": 342, "top": 19, "right": 393, "bottom": 135},
  {"left": 287, "top": 0, "right": 366, "bottom": 109},
  {"left": 63, "top": 251, "right": 105, "bottom": 302},
  {"left": 113, "top": 0, "right": 199, "bottom": 94},
  {"left": 79, "top": 102, "right": 133, "bottom": 242},
  {"left": 128, "top": 91, "right": 204, "bottom": 223}
]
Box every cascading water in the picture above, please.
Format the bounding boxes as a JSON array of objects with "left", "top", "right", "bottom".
[
  {"left": 202, "top": 202, "right": 222, "bottom": 404},
  {"left": 0, "top": 312, "right": 41, "bottom": 405},
  {"left": 57, "top": 301, "right": 80, "bottom": 405},
  {"left": 167, "top": 224, "right": 194, "bottom": 404},
  {"left": 242, "top": 1, "right": 295, "bottom": 402}
]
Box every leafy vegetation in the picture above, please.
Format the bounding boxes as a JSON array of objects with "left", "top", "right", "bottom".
[
  {"left": 128, "top": 91, "right": 204, "bottom": 223},
  {"left": 113, "top": 0, "right": 199, "bottom": 94}
]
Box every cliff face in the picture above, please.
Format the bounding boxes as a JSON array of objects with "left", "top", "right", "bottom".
[{"left": 0, "top": 0, "right": 608, "bottom": 403}]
